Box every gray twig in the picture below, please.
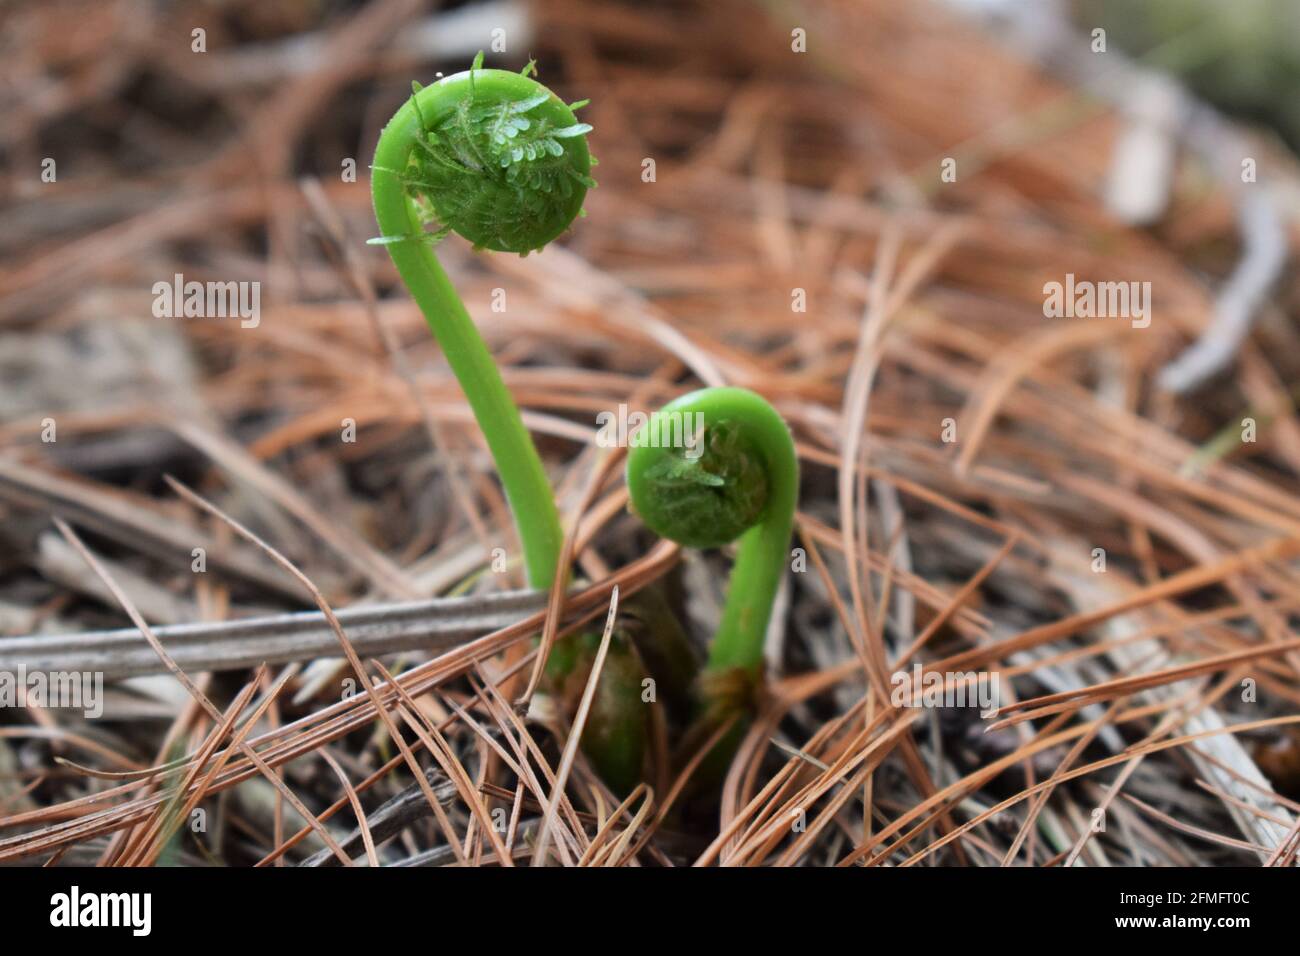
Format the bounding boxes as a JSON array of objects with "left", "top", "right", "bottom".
[
  {"left": 300, "top": 767, "right": 457, "bottom": 867},
  {"left": 0, "top": 590, "right": 553, "bottom": 681}
]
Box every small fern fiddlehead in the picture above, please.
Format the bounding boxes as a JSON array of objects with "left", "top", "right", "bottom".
[
  {"left": 626, "top": 387, "right": 799, "bottom": 680},
  {"left": 370, "top": 54, "right": 595, "bottom": 589}
]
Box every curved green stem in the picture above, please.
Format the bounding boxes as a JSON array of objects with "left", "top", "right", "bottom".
[
  {"left": 370, "top": 61, "right": 592, "bottom": 589},
  {"left": 625, "top": 386, "right": 799, "bottom": 676}
]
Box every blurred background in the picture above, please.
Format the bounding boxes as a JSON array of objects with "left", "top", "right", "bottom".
[{"left": 3, "top": 0, "right": 1300, "bottom": 867}]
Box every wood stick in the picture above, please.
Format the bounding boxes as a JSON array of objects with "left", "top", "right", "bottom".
[{"left": 0, "top": 590, "right": 557, "bottom": 681}]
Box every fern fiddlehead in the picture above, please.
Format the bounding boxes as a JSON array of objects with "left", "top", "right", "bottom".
[
  {"left": 373, "top": 57, "right": 659, "bottom": 793},
  {"left": 370, "top": 54, "right": 594, "bottom": 589},
  {"left": 626, "top": 387, "right": 799, "bottom": 700}
]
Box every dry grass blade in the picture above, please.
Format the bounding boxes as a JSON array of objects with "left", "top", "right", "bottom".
[
  {"left": 533, "top": 586, "right": 619, "bottom": 866},
  {"left": 47, "top": 518, "right": 353, "bottom": 864},
  {"left": 318, "top": 750, "right": 378, "bottom": 868},
  {"left": 162, "top": 475, "right": 470, "bottom": 864}
]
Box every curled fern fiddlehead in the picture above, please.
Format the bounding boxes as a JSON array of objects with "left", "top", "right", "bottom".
[
  {"left": 370, "top": 54, "right": 595, "bottom": 588},
  {"left": 401, "top": 54, "right": 595, "bottom": 254},
  {"left": 373, "top": 58, "right": 653, "bottom": 794},
  {"left": 626, "top": 387, "right": 799, "bottom": 679}
]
